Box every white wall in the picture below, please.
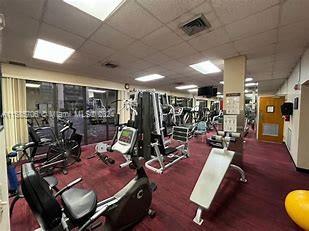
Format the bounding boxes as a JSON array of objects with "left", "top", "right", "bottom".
[
  {"left": 0, "top": 127, "right": 10, "bottom": 231},
  {"left": 277, "top": 48, "right": 309, "bottom": 169}
]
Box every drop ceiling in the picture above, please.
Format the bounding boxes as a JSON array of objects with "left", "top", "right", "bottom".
[{"left": 0, "top": 0, "right": 309, "bottom": 94}]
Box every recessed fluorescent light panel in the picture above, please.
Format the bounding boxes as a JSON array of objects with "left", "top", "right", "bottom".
[
  {"left": 245, "top": 82, "right": 258, "bottom": 87},
  {"left": 88, "top": 89, "right": 106, "bottom": 93},
  {"left": 63, "top": 0, "right": 125, "bottom": 21},
  {"left": 190, "top": 61, "right": 221, "bottom": 75},
  {"left": 135, "top": 74, "right": 165, "bottom": 82},
  {"left": 188, "top": 88, "right": 198, "bottom": 92},
  {"left": 33, "top": 39, "right": 75, "bottom": 64},
  {"left": 26, "top": 83, "right": 41, "bottom": 88},
  {"left": 246, "top": 77, "right": 253, "bottom": 82},
  {"left": 176, "top": 85, "right": 197, "bottom": 90}
]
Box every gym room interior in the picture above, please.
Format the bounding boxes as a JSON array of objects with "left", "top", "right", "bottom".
[{"left": 0, "top": 0, "right": 309, "bottom": 230}]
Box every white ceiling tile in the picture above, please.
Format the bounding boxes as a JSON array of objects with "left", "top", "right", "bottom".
[
  {"left": 142, "top": 26, "right": 183, "bottom": 51},
  {"left": 147, "top": 52, "right": 172, "bottom": 65},
  {"left": 64, "top": 52, "right": 98, "bottom": 68},
  {"left": 188, "top": 28, "right": 230, "bottom": 51},
  {"left": 276, "top": 39, "right": 307, "bottom": 53},
  {"left": 278, "top": 22, "right": 307, "bottom": 43},
  {"left": 125, "top": 41, "right": 157, "bottom": 59},
  {"left": 245, "top": 44, "right": 276, "bottom": 59},
  {"left": 162, "top": 42, "right": 198, "bottom": 59},
  {"left": 106, "top": 0, "right": 162, "bottom": 39},
  {"left": 122, "top": 60, "right": 156, "bottom": 72},
  {"left": 39, "top": 23, "right": 85, "bottom": 49},
  {"left": 44, "top": 0, "right": 101, "bottom": 38},
  {"left": 103, "top": 51, "right": 140, "bottom": 67},
  {"left": 202, "top": 42, "right": 238, "bottom": 59},
  {"left": 211, "top": 0, "right": 279, "bottom": 25},
  {"left": 2, "top": 32, "right": 36, "bottom": 64},
  {"left": 177, "top": 53, "right": 208, "bottom": 65},
  {"left": 78, "top": 40, "right": 115, "bottom": 60},
  {"left": 234, "top": 29, "right": 277, "bottom": 53},
  {"left": 159, "top": 60, "right": 186, "bottom": 72},
  {"left": 281, "top": 0, "right": 309, "bottom": 26},
  {"left": 90, "top": 24, "right": 135, "bottom": 50},
  {"left": 136, "top": 0, "right": 205, "bottom": 23},
  {"left": 253, "top": 72, "right": 273, "bottom": 81},
  {"left": 3, "top": 12, "right": 39, "bottom": 38},
  {"left": 3, "top": 0, "right": 45, "bottom": 20},
  {"left": 225, "top": 6, "right": 280, "bottom": 40}
]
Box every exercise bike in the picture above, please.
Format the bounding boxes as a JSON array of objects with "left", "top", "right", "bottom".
[
  {"left": 6, "top": 151, "right": 59, "bottom": 217},
  {"left": 21, "top": 126, "right": 157, "bottom": 231}
]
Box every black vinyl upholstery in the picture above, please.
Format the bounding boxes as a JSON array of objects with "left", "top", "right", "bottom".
[
  {"left": 21, "top": 163, "right": 62, "bottom": 230},
  {"left": 21, "top": 163, "right": 97, "bottom": 229},
  {"left": 62, "top": 188, "right": 97, "bottom": 224}
]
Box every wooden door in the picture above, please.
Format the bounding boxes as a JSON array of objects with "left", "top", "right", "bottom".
[{"left": 258, "top": 96, "right": 285, "bottom": 143}]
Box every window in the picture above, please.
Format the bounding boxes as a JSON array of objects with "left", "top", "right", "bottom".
[
  {"left": 86, "top": 87, "right": 117, "bottom": 144},
  {"left": 26, "top": 80, "right": 118, "bottom": 145}
]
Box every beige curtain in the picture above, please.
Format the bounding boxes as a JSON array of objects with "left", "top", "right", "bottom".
[
  {"left": 2, "top": 77, "right": 28, "bottom": 152},
  {"left": 117, "top": 90, "right": 130, "bottom": 123}
]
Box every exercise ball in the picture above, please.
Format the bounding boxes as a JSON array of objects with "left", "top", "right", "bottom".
[{"left": 285, "top": 190, "right": 309, "bottom": 230}]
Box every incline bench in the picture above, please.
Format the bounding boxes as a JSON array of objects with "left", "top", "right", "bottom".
[{"left": 190, "top": 147, "right": 247, "bottom": 225}]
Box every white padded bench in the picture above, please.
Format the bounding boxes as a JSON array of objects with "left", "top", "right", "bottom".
[{"left": 190, "top": 148, "right": 247, "bottom": 225}]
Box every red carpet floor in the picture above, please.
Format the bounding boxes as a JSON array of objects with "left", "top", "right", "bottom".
[{"left": 10, "top": 131, "right": 308, "bottom": 230}]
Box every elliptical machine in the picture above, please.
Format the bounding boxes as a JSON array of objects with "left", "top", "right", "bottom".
[
  {"left": 14, "top": 119, "right": 82, "bottom": 175},
  {"left": 21, "top": 126, "right": 156, "bottom": 231}
]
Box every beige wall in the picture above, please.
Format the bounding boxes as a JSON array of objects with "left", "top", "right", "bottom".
[
  {"left": 277, "top": 48, "right": 309, "bottom": 169},
  {"left": 0, "top": 128, "right": 10, "bottom": 231}
]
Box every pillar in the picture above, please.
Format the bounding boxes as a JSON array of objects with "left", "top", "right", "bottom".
[
  {"left": 223, "top": 55, "right": 246, "bottom": 132},
  {"left": 223, "top": 56, "right": 246, "bottom": 165}
]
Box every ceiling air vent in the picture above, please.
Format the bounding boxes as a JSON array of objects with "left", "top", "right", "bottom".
[
  {"left": 103, "top": 61, "right": 118, "bottom": 69},
  {"left": 180, "top": 14, "right": 211, "bottom": 36}
]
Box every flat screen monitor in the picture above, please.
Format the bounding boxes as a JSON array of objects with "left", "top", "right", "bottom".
[{"left": 198, "top": 86, "right": 217, "bottom": 97}]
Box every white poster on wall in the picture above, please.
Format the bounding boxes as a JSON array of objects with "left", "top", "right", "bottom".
[
  {"left": 226, "top": 94, "right": 240, "bottom": 115},
  {"left": 224, "top": 115, "right": 237, "bottom": 132}
]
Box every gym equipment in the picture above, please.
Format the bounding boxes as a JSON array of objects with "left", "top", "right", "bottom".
[
  {"left": 6, "top": 151, "right": 58, "bottom": 217},
  {"left": 21, "top": 126, "right": 156, "bottom": 231},
  {"left": 206, "top": 123, "right": 240, "bottom": 148},
  {"left": 193, "top": 121, "right": 207, "bottom": 142},
  {"left": 285, "top": 190, "right": 309, "bottom": 230},
  {"left": 160, "top": 94, "right": 176, "bottom": 137},
  {"left": 145, "top": 126, "right": 190, "bottom": 174},
  {"left": 133, "top": 90, "right": 191, "bottom": 173},
  {"left": 190, "top": 136, "right": 247, "bottom": 225},
  {"left": 88, "top": 142, "right": 115, "bottom": 166},
  {"left": 14, "top": 119, "right": 82, "bottom": 175}
]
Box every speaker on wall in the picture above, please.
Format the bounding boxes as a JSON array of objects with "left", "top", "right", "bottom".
[{"left": 281, "top": 102, "right": 293, "bottom": 116}]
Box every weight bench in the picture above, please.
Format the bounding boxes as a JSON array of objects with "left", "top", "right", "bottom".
[
  {"left": 145, "top": 126, "right": 190, "bottom": 174},
  {"left": 190, "top": 148, "right": 247, "bottom": 225}
]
